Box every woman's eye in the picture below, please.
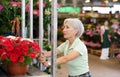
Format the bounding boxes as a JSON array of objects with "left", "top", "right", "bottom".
[
  {"left": 66, "top": 25, "right": 69, "bottom": 29},
  {"left": 66, "top": 26, "right": 69, "bottom": 29}
]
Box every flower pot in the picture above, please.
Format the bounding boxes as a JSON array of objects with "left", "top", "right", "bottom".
[{"left": 7, "top": 63, "right": 29, "bottom": 76}]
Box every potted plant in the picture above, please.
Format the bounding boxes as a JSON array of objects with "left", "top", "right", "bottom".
[
  {"left": 0, "top": 35, "right": 41, "bottom": 76},
  {"left": 109, "top": 22, "right": 120, "bottom": 49}
]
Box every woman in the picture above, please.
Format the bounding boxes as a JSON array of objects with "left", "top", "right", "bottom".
[
  {"left": 39, "top": 18, "right": 91, "bottom": 77},
  {"left": 100, "top": 20, "right": 111, "bottom": 60}
]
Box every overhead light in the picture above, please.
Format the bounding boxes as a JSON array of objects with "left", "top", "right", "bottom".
[
  {"left": 113, "top": 0, "right": 118, "bottom": 2},
  {"left": 85, "top": 0, "right": 90, "bottom": 3},
  {"left": 104, "top": 0, "right": 109, "bottom": 3}
]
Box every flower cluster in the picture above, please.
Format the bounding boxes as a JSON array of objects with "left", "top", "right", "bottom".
[
  {"left": 0, "top": 36, "right": 41, "bottom": 65},
  {"left": 108, "top": 22, "right": 120, "bottom": 47},
  {"left": 0, "top": 0, "right": 52, "bottom": 37},
  {"left": 83, "top": 25, "right": 101, "bottom": 49},
  {"left": 0, "top": 1, "right": 22, "bottom": 35}
]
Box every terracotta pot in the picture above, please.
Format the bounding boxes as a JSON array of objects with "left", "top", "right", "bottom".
[{"left": 7, "top": 63, "right": 28, "bottom": 76}]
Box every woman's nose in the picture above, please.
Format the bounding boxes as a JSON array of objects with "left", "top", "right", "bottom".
[{"left": 62, "top": 27, "right": 66, "bottom": 31}]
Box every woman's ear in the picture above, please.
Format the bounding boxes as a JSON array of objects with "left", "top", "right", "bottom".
[{"left": 75, "top": 29, "right": 78, "bottom": 35}]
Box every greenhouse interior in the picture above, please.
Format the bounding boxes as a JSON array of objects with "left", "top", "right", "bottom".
[{"left": 0, "top": 0, "right": 120, "bottom": 77}]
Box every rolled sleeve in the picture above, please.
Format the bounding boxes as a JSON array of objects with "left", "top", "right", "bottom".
[{"left": 57, "top": 42, "right": 66, "bottom": 53}]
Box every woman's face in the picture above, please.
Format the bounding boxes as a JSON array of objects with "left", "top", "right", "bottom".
[
  {"left": 104, "top": 21, "right": 108, "bottom": 26},
  {"left": 62, "top": 22, "right": 77, "bottom": 39}
]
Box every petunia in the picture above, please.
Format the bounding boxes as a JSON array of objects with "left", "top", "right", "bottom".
[
  {"left": 0, "top": 5, "right": 3, "bottom": 11},
  {"left": 19, "top": 56, "right": 25, "bottom": 63}
]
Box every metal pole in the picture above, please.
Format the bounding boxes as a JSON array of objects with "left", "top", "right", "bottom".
[
  {"left": 21, "top": 0, "right": 25, "bottom": 38},
  {"left": 51, "top": 0, "right": 58, "bottom": 77},
  {"left": 29, "top": 0, "right": 33, "bottom": 39},
  {"left": 39, "top": 0, "right": 43, "bottom": 70},
  {"left": 48, "top": 24, "right": 50, "bottom": 44}
]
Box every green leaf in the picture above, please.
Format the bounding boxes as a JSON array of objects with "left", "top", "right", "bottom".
[{"left": 24, "top": 56, "right": 33, "bottom": 65}]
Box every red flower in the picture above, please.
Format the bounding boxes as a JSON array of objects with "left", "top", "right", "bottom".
[
  {"left": 0, "top": 52, "right": 7, "bottom": 61},
  {"left": 29, "top": 52, "right": 36, "bottom": 59},
  {"left": 19, "top": 56, "right": 25, "bottom": 63},
  {"left": 1, "top": 38, "right": 14, "bottom": 52},
  {"left": 0, "top": 36, "right": 41, "bottom": 65},
  {"left": 0, "top": 49, "right": 5, "bottom": 56},
  {"left": 0, "top": 36, "right": 4, "bottom": 39},
  {"left": 9, "top": 53, "right": 19, "bottom": 63},
  {"left": 30, "top": 42, "right": 41, "bottom": 52}
]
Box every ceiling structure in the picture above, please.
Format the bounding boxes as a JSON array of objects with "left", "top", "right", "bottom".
[
  {"left": 58, "top": 0, "right": 120, "bottom": 7},
  {"left": 57, "top": 0, "right": 120, "bottom": 18}
]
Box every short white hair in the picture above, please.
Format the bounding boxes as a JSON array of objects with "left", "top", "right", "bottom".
[{"left": 64, "top": 18, "right": 84, "bottom": 37}]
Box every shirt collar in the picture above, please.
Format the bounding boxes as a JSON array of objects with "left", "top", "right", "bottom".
[{"left": 67, "top": 37, "right": 80, "bottom": 49}]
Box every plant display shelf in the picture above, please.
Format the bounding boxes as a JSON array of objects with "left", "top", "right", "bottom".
[
  {"left": 110, "top": 48, "right": 120, "bottom": 58},
  {"left": 88, "top": 48, "right": 101, "bottom": 56}
]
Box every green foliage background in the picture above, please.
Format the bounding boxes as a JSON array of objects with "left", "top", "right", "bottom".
[{"left": 0, "top": 0, "right": 51, "bottom": 38}]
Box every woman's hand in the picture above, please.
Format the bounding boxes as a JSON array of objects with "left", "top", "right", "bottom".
[
  {"left": 41, "top": 51, "right": 51, "bottom": 57},
  {"left": 38, "top": 54, "right": 46, "bottom": 63},
  {"left": 37, "top": 54, "right": 51, "bottom": 67},
  {"left": 42, "top": 61, "right": 51, "bottom": 67}
]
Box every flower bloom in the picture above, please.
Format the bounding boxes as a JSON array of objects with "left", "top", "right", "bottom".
[
  {"left": 0, "top": 5, "right": 3, "bottom": 11},
  {"left": 25, "top": 4, "right": 30, "bottom": 12},
  {"left": 0, "top": 36, "right": 41, "bottom": 65},
  {"left": 19, "top": 56, "right": 25, "bottom": 63},
  {"left": 45, "top": 10, "right": 51, "bottom": 15},
  {"left": 9, "top": 53, "right": 19, "bottom": 63},
  {"left": 33, "top": 9, "right": 39, "bottom": 16},
  {"left": 10, "top": 1, "right": 21, "bottom": 8},
  {"left": 29, "top": 52, "right": 37, "bottom": 59},
  {"left": 37, "top": 1, "right": 46, "bottom": 8}
]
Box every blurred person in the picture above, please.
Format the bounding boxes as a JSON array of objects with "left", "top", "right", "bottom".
[
  {"left": 39, "top": 18, "right": 92, "bottom": 77},
  {"left": 100, "top": 20, "right": 111, "bottom": 60}
]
